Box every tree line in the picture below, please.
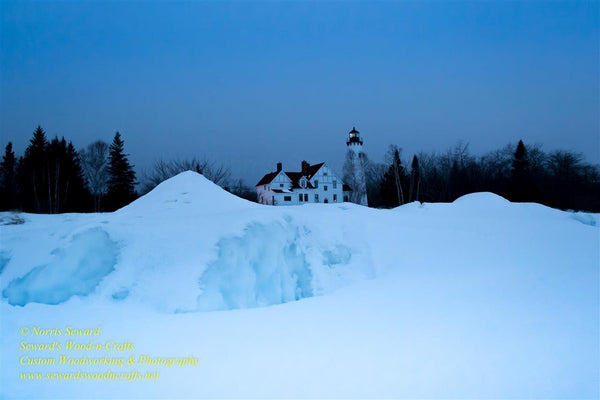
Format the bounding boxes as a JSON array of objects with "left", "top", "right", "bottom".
[
  {"left": 0, "top": 126, "right": 251, "bottom": 213},
  {"left": 1, "top": 126, "right": 598, "bottom": 213},
  {"left": 0, "top": 126, "right": 137, "bottom": 213},
  {"left": 365, "top": 140, "right": 600, "bottom": 212}
]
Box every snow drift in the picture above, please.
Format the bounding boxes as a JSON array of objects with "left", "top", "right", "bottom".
[
  {"left": 0, "top": 171, "right": 598, "bottom": 399},
  {"left": 1, "top": 172, "right": 373, "bottom": 313},
  {"left": 3, "top": 228, "right": 118, "bottom": 306}
]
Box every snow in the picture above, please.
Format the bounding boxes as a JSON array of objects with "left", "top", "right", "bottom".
[
  {"left": 3, "top": 228, "right": 118, "bottom": 306},
  {"left": 0, "top": 171, "right": 598, "bottom": 399},
  {"left": 196, "top": 221, "right": 314, "bottom": 311}
]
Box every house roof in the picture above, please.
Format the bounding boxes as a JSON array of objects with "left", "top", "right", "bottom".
[
  {"left": 305, "top": 162, "right": 324, "bottom": 180},
  {"left": 255, "top": 162, "right": 325, "bottom": 187},
  {"left": 284, "top": 172, "right": 303, "bottom": 188},
  {"left": 342, "top": 184, "right": 353, "bottom": 192},
  {"left": 283, "top": 172, "right": 314, "bottom": 189},
  {"left": 256, "top": 171, "right": 279, "bottom": 186}
]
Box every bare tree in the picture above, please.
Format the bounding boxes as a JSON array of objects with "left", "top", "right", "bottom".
[
  {"left": 228, "top": 178, "right": 257, "bottom": 202},
  {"left": 80, "top": 141, "right": 109, "bottom": 211},
  {"left": 365, "top": 161, "right": 386, "bottom": 206},
  {"left": 140, "top": 157, "right": 231, "bottom": 194},
  {"left": 384, "top": 145, "right": 404, "bottom": 206},
  {"left": 546, "top": 151, "right": 583, "bottom": 183},
  {"left": 343, "top": 150, "right": 369, "bottom": 205}
]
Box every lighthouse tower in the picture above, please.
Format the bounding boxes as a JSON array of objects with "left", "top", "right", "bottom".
[
  {"left": 344, "top": 127, "right": 368, "bottom": 206},
  {"left": 347, "top": 126, "right": 363, "bottom": 147}
]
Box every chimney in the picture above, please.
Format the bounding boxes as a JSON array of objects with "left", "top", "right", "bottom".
[
  {"left": 301, "top": 160, "right": 309, "bottom": 176},
  {"left": 276, "top": 162, "right": 282, "bottom": 172}
]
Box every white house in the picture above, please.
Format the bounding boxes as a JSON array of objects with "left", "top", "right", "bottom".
[{"left": 256, "top": 161, "right": 351, "bottom": 206}]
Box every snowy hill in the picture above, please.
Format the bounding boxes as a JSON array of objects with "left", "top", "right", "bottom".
[{"left": 1, "top": 171, "right": 598, "bottom": 399}]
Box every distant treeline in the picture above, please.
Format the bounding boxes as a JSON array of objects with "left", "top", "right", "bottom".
[
  {"left": 0, "top": 126, "right": 250, "bottom": 213},
  {"left": 1, "top": 127, "right": 599, "bottom": 213},
  {"left": 366, "top": 141, "right": 600, "bottom": 212},
  {"left": 0, "top": 126, "right": 137, "bottom": 213}
]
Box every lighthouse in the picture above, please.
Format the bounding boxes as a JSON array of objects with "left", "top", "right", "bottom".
[
  {"left": 347, "top": 126, "right": 363, "bottom": 147},
  {"left": 343, "top": 127, "right": 368, "bottom": 206}
]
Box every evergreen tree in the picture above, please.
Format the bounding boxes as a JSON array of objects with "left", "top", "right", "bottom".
[
  {"left": 409, "top": 155, "right": 421, "bottom": 202},
  {"left": 379, "top": 146, "right": 405, "bottom": 207},
  {"left": 20, "top": 126, "right": 49, "bottom": 212},
  {"left": 22, "top": 134, "right": 91, "bottom": 213},
  {"left": 105, "top": 132, "right": 137, "bottom": 210},
  {"left": 509, "top": 140, "right": 537, "bottom": 202},
  {"left": 46, "top": 137, "right": 66, "bottom": 213},
  {"left": 0, "top": 142, "right": 18, "bottom": 210},
  {"left": 512, "top": 140, "right": 530, "bottom": 175},
  {"left": 63, "top": 141, "right": 90, "bottom": 211}
]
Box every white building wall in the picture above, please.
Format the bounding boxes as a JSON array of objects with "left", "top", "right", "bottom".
[
  {"left": 256, "top": 185, "right": 273, "bottom": 205},
  {"left": 307, "top": 164, "right": 344, "bottom": 204},
  {"left": 257, "top": 171, "right": 292, "bottom": 205}
]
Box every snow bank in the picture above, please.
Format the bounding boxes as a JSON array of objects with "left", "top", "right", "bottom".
[
  {"left": 0, "top": 174, "right": 598, "bottom": 399},
  {"left": 3, "top": 228, "right": 118, "bottom": 306},
  {"left": 0, "top": 251, "right": 9, "bottom": 274},
  {"left": 0, "top": 172, "right": 371, "bottom": 312},
  {"left": 117, "top": 170, "right": 254, "bottom": 216},
  {"left": 197, "top": 221, "right": 313, "bottom": 311}
]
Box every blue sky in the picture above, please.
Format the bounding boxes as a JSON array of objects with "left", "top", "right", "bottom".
[{"left": 1, "top": 1, "right": 598, "bottom": 184}]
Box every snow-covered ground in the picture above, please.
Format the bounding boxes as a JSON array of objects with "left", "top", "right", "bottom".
[{"left": 1, "top": 171, "right": 598, "bottom": 399}]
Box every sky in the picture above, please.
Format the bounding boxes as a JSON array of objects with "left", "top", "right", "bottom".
[{"left": 1, "top": 0, "right": 598, "bottom": 186}]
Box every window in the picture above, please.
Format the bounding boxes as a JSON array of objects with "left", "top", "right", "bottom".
[
  {"left": 324, "top": 185, "right": 328, "bottom": 191},
  {"left": 324, "top": 198, "right": 329, "bottom": 203},
  {"left": 304, "top": 194, "right": 308, "bottom": 202},
  {"left": 314, "top": 180, "right": 318, "bottom": 188},
  {"left": 333, "top": 180, "right": 337, "bottom": 189},
  {"left": 315, "top": 194, "right": 319, "bottom": 202},
  {"left": 264, "top": 185, "right": 267, "bottom": 190},
  {"left": 333, "top": 194, "right": 337, "bottom": 202},
  {"left": 343, "top": 195, "right": 349, "bottom": 202},
  {"left": 280, "top": 183, "right": 284, "bottom": 188},
  {"left": 323, "top": 171, "right": 328, "bottom": 176},
  {"left": 299, "top": 194, "right": 303, "bottom": 202},
  {"left": 284, "top": 196, "right": 291, "bottom": 202}
]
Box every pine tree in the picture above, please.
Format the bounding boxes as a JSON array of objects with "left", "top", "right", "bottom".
[
  {"left": 379, "top": 146, "right": 405, "bottom": 207},
  {"left": 20, "top": 126, "right": 49, "bottom": 212},
  {"left": 105, "top": 132, "right": 137, "bottom": 210},
  {"left": 0, "top": 142, "right": 18, "bottom": 210},
  {"left": 46, "top": 137, "right": 65, "bottom": 213},
  {"left": 64, "top": 141, "right": 90, "bottom": 211},
  {"left": 512, "top": 140, "right": 530, "bottom": 175},
  {"left": 509, "top": 140, "right": 536, "bottom": 202},
  {"left": 409, "top": 155, "right": 421, "bottom": 202}
]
